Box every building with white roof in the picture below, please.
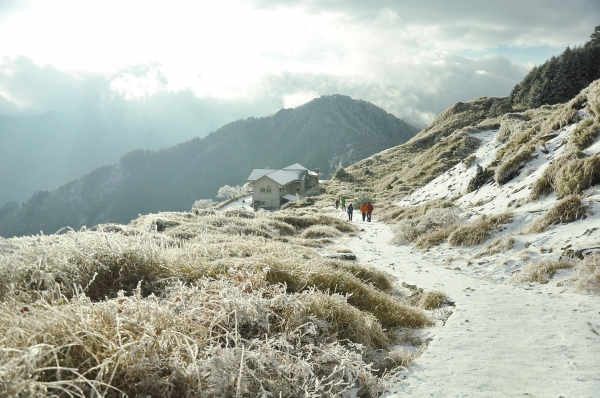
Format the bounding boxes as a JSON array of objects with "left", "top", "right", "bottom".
[{"left": 246, "top": 163, "right": 320, "bottom": 210}]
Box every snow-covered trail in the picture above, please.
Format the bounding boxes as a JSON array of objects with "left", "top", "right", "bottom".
[{"left": 343, "top": 220, "right": 600, "bottom": 397}]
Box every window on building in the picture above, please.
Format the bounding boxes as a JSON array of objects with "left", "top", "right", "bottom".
[
  {"left": 260, "top": 187, "right": 265, "bottom": 192},
  {"left": 266, "top": 186, "right": 271, "bottom": 192}
]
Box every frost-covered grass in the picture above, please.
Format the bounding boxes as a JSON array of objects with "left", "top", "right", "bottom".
[
  {"left": 0, "top": 273, "right": 386, "bottom": 397},
  {"left": 511, "top": 258, "right": 574, "bottom": 284},
  {"left": 390, "top": 202, "right": 512, "bottom": 249},
  {"left": 573, "top": 253, "right": 600, "bottom": 295},
  {"left": 417, "top": 291, "right": 451, "bottom": 310},
  {"left": 447, "top": 213, "right": 513, "bottom": 247},
  {"left": 382, "top": 199, "right": 456, "bottom": 225},
  {"left": 300, "top": 225, "right": 342, "bottom": 239},
  {"left": 493, "top": 100, "right": 582, "bottom": 186},
  {"left": 391, "top": 207, "right": 462, "bottom": 249},
  {"left": 0, "top": 209, "right": 431, "bottom": 397},
  {"left": 530, "top": 152, "right": 600, "bottom": 200},
  {"left": 522, "top": 195, "right": 589, "bottom": 234},
  {"left": 567, "top": 118, "right": 600, "bottom": 152},
  {"left": 475, "top": 234, "right": 515, "bottom": 257}
]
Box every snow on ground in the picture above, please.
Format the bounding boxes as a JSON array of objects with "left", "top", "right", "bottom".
[
  {"left": 338, "top": 219, "right": 600, "bottom": 397},
  {"left": 327, "top": 121, "right": 600, "bottom": 396},
  {"left": 217, "top": 195, "right": 253, "bottom": 211},
  {"left": 395, "top": 125, "right": 600, "bottom": 283}
]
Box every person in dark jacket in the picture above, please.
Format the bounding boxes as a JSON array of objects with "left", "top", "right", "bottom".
[
  {"left": 335, "top": 198, "right": 340, "bottom": 209},
  {"left": 366, "top": 202, "right": 374, "bottom": 222},
  {"left": 347, "top": 203, "right": 353, "bottom": 221}
]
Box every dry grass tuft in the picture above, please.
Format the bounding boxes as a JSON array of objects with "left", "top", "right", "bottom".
[
  {"left": 299, "top": 289, "right": 391, "bottom": 349},
  {"left": 417, "top": 291, "right": 451, "bottom": 310},
  {"left": 476, "top": 234, "right": 515, "bottom": 257},
  {"left": 494, "top": 142, "right": 537, "bottom": 185},
  {"left": 493, "top": 101, "right": 583, "bottom": 186},
  {"left": 391, "top": 207, "right": 462, "bottom": 249},
  {"left": 323, "top": 260, "right": 394, "bottom": 292},
  {"left": 530, "top": 154, "right": 600, "bottom": 200},
  {"left": 587, "top": 80, "right": 600, "bottom": 118},
  {"left": 511, "top": 258, "right": 574, "bottom": 284},
  {"left": 572, "top": 253, "right": 600, "bottom": 294},
  {"left": 522, "top": 195, "right": 589, "bottom": 234},
  {"left": 300, "top": 225, "right": 342, "bottom": 239},
  {"left": 462, "top": 154, "right": 476, "bottom": 168},
  {"left": 368, "top": 346, "right": 425, "bottom": 376},
  {"left": 272, "top": 213, "right": 354, "bottom": 233},
  {"left": 567, "top": 118, "right": 600, "bottom": 152},
  {"left": 266, "top": 261, "right": 430, "bottom": 329},
  {"left": 448, "top": 213, "right": 513, "bottom": 247}
]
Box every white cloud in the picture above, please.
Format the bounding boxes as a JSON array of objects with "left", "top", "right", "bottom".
[
  {"left": 0, "top": 0, "right": 597, "bottom": 126},
  {"left": 283, "top": 91, "right": 320, "bottom": 109}
]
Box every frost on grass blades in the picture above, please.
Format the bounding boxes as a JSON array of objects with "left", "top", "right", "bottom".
[{"left": 0, "top": 209, "right": 430, "bottom": 397}]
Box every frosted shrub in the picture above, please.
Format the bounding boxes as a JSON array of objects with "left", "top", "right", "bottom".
[
  {"left": 192, "top": 198, "right": 214, "bottom": 209},
  {"left": 466, "top": 164, "right": 491, "bottom": 193},
  {"left": 573, "top": 253, "right": 600, "bottom": 294}
]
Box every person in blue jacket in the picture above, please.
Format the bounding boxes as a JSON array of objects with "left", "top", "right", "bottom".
[{"left": 347, "top": 203, "right": 353, "bottom": 221}]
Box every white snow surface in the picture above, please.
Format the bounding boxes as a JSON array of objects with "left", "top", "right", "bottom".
[
  {"left": 218, "top": 195, "right": 253, "bottom": 211},
  {"left": 345, "top": 221, "right": 600, "bottom": 397},
  {"left": 331, "top": 119, "right": 600, "bottom": 396}
]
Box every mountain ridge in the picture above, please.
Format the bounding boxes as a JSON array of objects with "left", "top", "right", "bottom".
[{"left": 0, "top": 94, "right": 418, "bottom": 237}]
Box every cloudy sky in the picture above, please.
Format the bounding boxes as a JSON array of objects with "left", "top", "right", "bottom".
[
  {"left": 0, "top": 0, "right": 599, "bottom": 205},
  {"left": 1, "top": 0, "right": 598, "bottom": 126}
]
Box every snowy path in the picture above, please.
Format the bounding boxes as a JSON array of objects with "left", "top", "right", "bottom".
[{"left": 343, "top": 220, "right": 600, "bottom": 397}]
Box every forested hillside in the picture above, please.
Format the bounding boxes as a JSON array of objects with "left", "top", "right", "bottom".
[
  {"left": 510, "top": 25, "right": 600, "bottom": 108},
  {"left": 0, "top": 95, "right": 417, "bottom": 237}
]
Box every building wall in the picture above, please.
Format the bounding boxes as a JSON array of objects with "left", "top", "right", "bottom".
[
  {"left": 306, "top": 175, "right": 319, "bottom": 190},
  {"left": 251, "top": 176, "right": 281, "bottom": 209}
]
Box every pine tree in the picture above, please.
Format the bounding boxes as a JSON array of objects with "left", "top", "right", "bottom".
[{"left": 509, "top": 25, "right": 600, "bottom": 109}]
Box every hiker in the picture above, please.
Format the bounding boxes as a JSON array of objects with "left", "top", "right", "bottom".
[
  {"left": 367, "top": 201, "right": 374, "bottom": 222},
  {"left": 347, "top": 203, "right": 353, "bottom": 221},
  {"left": 335, "top": 198, "right": 340, "bottom": 210},
  {"left": 360, "top": 203, "right": 368, "bottom": 221},
  {"left": 341, "top": 198, "right": 346, "bottom": 211}
]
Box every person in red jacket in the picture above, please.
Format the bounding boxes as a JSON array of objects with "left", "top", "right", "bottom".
[
  {"left": 359, "top": 202, "right": 368, "bottom": 221},
  {"left": 366, "top": 202, "right": 374, "bottom": 222}
]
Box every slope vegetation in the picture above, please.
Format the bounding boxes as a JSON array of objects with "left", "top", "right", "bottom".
[
  {"left": 0, "top": 205, "right": 433, "bottom": 397},
  {"left": 327, "top": 95, "right": 509, "bottom": 202}
]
